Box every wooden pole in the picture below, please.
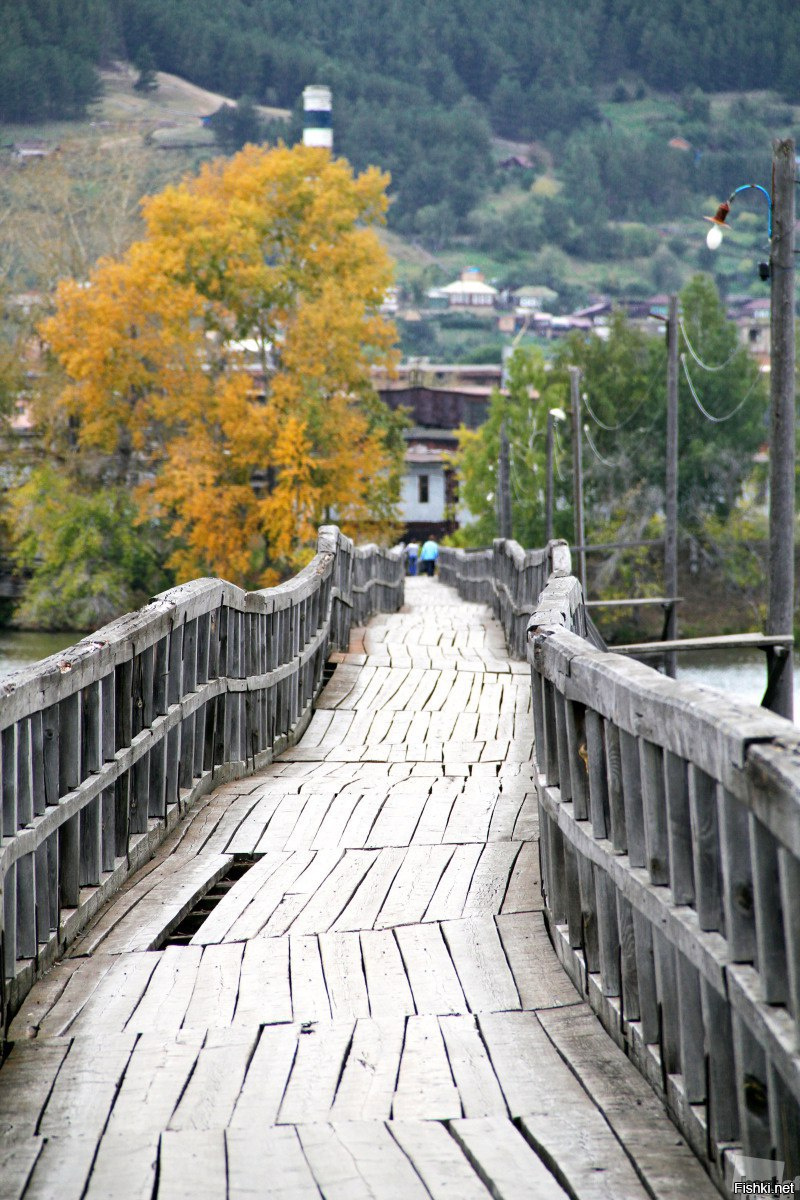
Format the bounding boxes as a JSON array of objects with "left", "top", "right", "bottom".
[
  {"left": 545, "top": 410, "right": 555, "bottom": 543},
  {"left": 569, "top": 368, "right": 587, "bottom": 594},
  {"left": 766, "top": 138, "right": 795, "bottom": 720},
  {"left": 664, "top": 294, "right": 679, "bottom": 678},
  {"left": 498, "top": 420, "right": 512, "bottom": 539}
]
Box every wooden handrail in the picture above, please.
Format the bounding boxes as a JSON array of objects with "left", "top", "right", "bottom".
[
  {"left": 0, "top": 527, "right": 404, "bottom": 1030},
  {"left": 527, "top": 569, "right": 800, "bottom": 1189}
]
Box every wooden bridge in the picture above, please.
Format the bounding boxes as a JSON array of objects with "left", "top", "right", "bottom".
[{"left": 0, "top": 531, "right": 798, "bottom": 1198}]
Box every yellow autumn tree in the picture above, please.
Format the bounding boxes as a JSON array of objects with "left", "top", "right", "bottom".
[{"left": 35, "top": 143, "right": 404, "bottom": 592}]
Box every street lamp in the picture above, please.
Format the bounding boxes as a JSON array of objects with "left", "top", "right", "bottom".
[
  {"left": 703, "top": 140, "right": 796, "bottom": 719},
  {"left": 704, "top": 183, "right": 773, "bottom": 253}
]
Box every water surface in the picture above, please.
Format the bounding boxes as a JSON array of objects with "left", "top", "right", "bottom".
[{"left": 0, "top": 630, "right": 83, "bottom": 679}]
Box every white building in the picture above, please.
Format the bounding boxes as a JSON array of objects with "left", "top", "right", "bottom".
[
  {"left": 427, "top": 267, "right": 498, "bottom": 309},
  {"left": 399, "top": 445, "right": 447, "bottom": 528}
]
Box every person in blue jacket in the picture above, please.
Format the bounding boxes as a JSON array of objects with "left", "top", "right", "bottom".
[{"left": 419, "top": 536, "right": 439, "bottom": 577}]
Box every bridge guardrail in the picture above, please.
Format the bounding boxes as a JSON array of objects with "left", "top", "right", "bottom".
[
  {"left": 439, "top": 537, "right": 799, "bottom": 1188},
  {"left": 528, "top": 571, "right": 800, "bottom": 1192},
  {"left": 0, "top": 526, "right": 403, "bottom": 1030},
  {"left": 439, "top": 538, "right": 572, "bottom": 658}
]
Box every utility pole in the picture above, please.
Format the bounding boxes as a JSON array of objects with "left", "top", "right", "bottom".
[
  {"left": 545, "top": 410, "right": 556, "bottom": 543},
  {"left": 569, "top": 367, "right": 587, "bottom": 594},
  {"left": 766, "top": 138, "right": 795, "bottom": 719},
  {"left": 664, "top": 293, "right": 679, "bottom": 678},
  {"left": 498, "top": 420, "right": 512, "bottom": 539}
]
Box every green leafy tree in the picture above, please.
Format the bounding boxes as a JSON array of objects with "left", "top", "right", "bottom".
[
  {"left": 554, "top": 276, "right": 767, "bottom": 538},
  {"left": 9, "top": 467, "right": 170, "bottom": 630},
  {"left": 450, "top": 346, "right": 565, "bottom": 547}
]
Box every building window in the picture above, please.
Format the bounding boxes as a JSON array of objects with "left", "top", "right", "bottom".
[{"left": 418, "top": 474, "right": 429, "bottom": 504}]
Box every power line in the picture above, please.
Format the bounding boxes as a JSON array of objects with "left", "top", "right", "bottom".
[
  {"left": 583, "top": 424, "right": 620, "bottom": 468},
  {"left": 582, "top": 389, "right": 648, "bottom": 432},
  {"left": 680, "top": 353, "right": 763, "bottom": 423},
  {"left": 679, "top": 317, "right": 740, "bottom": 373}
]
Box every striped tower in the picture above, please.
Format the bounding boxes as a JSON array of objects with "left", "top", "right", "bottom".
[{"left": 302, "top": 85, "right": 332, "bottom": 149}]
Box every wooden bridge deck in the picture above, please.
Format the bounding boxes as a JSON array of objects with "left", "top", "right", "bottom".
[{"left": 0, "top": 579, "right": 719, "bottom": 1200}]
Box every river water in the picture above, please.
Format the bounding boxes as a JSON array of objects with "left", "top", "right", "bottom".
[
  {"left": 676, "top": 646, "right": 800, "bottom": 715},
  {"left": 0, "top": 630, "right": 82, "bottom": 679}
]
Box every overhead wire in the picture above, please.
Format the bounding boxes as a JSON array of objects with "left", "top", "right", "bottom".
[
  {"left": 680, "top": 354, "right": 764, "bottom": 423},
  {"left": 679, "top": 317, "right": 740, "bottom": 372},
  {"left": 582, "top": 389, "right": 649, "bottom": 432},
  {"left": 583, "top": 425, "right": 620, "bottom": 469}
]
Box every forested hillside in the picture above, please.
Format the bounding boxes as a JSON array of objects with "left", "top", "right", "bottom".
[{"left": 2, "top": 0, "right": 797, "bottom": 307}]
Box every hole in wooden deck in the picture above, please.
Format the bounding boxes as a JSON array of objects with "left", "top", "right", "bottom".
[
  {"left": 322, "top": 658, "right": 337, "bottom": 687},
  {"left": 157, "top": 856, "right": 261, "bottom": 948}
]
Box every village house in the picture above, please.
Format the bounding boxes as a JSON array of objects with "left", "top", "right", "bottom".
[
  {"left": 426, "top": 267, "right": 498, "bottom": 310},
  {"left": 373, "top": 364, "right": 499, "bottom": 540}
]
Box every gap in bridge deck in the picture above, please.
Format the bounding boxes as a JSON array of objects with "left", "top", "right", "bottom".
[{"left": 0, "top": 578, "right": 719, "bottom": 1200}]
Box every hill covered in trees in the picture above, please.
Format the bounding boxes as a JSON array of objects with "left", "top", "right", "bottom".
[{"left": 3, "top": 1, "right": 797, "bottom": 314}]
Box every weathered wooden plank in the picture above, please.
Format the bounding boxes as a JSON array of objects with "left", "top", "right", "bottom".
[
  {"left": 261, "top": 848, "right": 346, "bottom": 935},
  {"left": 462, "top": 842, "right": 521, "bottom": 916},
  {"left": 0, "top": 1039, "right": 71, "bottom": 1141},
  {"left": 441, "top": 917, "right": 520, "bottom": 1013},
  {"left": 105, "top": 1032, "right": 203, "bottom": 1137},
  {"left": 479, "top": 1011, "right": 652, "bottom": 1198},
  {"left": 212, "top": 853, "right": 314, "bottom": 943},
  {"left": 34, "top": 954, "right": 116, "bottom": 1037},
  {"left": 277, "top": 1022, "right": 355, "bottom": 1124},
  {"left": 298, "top": 1121, "right": 431, "bottom": 1200},
  {"left": 229, "top": 1023, "right": 300, "bottom": 1130},
  {"left": 388, "top": 1120, "right": 494, "bottom": 1200},
  {"left": 424, "top": 843, "right": 483, "bottom": 923},
  {"left": 392, "top": 1014, "right": 461, "bottom": 1119},
  {"left": 500, "top": 841, "right": 541, "bottom": 913},
  {"left": 403, "top": 780, "right": 450, "bottom": 846},
  {"left": 376, "top": 845, "right": 454, "bottom": 929},
  {"left": 330, "top": 846, "right": 405, "bottom": 933},
  {"left": 538, "top": 1005, "right": 720, "bottom": 1199},
  {"left": 38, "top": 1032, "right": 137, "bottom": 1138},
  {"left": 0, "top": 1138, "right": 44, "bottom": 1200},
  {"left": 181, "top": 942, "right": 244, "bottom": 1029},
  {"left": 20, "top": 1134, "right": 98, "bottom": 1200},
  {"left": 438, "top": 1014, "right": 507, "bottom": 1118},
  {"left": 123, "top": 945, "right": 201, "bottom": 1034},
  {"left": 449, "top": 1116, "right": 570, "bottom": 1200},
  {"left": 288, "top": 850, "right": 379, "bottom": 935},
  {"left": 63, "top": 952, "right": 160, "bottom": 1036},
  {"left": 318, "top": 930, "right": 370, "bottom": 1019},
  {"left": 227, "top": 1126, "right": 321, "bottom": 1198},
  {"left": 233, "top": 933, "right": 293, "bottom": 1025},
  {"left": 359, "top": 929, "right": 416, "bottom": 1018},
  {"left": 329, "top": 1018, "right": 405, "bottom": 1120},
  {"left": 158, "top": 1130, "right": 227, "bottom": 1200},
  {"left": 168, "top": 1028, "right": 257, "bottom": 1130},
  {"left": 395, "top": 923, "right": 468, "bottom": 1015},
  {"left": 289, "top": 934, "right": 332, "bottom": 1022}
]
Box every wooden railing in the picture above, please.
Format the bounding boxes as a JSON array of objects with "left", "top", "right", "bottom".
[
  {"left": 0, "top": 526, "right": 403, "bottom": 1029},
  {"left": 528, "top": 571, "right": 800, "bottom": 1191},
  {"left": 438, "top": 538, "right": 572, "bottom": 659}
]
